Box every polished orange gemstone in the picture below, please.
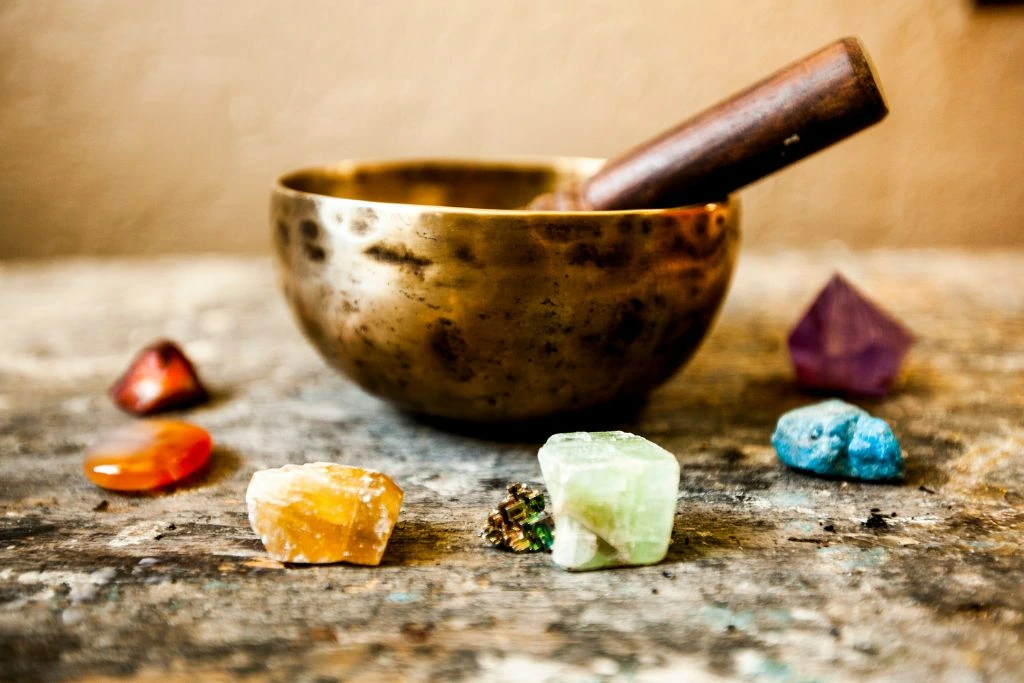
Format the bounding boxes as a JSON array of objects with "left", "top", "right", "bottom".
[
  {"left": 83, "top": 421, "right": 213, "bottom": 491},
  {"left": 109, "top": 340, "right": 209, "bottom": 416}
]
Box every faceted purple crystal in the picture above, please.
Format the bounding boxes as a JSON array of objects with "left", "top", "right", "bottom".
[{"left": 787, "top": 274, "right": 914, "bottom": 397}]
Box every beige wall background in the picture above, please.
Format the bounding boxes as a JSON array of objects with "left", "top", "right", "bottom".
[{"left": 1, "top": 0, "right": 1021, "bottom": 258}]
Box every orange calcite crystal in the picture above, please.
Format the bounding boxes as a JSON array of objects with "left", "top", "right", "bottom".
[
  {"left": 246, "top": 463, "right": 403, "bottom": 565},
  {"left": 109, "top": 340, "right": 209, "bottom": 415},
  {"left": 83, "top": 420, "right": 213, "bottom": 491}
]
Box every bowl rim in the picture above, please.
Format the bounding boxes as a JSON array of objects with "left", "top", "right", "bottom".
[{"left": 272, "top": 156, "right": 733, "bottom": 217}]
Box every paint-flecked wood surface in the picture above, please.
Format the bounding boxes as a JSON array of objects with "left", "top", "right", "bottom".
[{"left": 1, "top": 251, "right": 1022, "bottom": 682}]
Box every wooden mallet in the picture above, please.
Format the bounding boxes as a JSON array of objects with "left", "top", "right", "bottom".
[{"left": 529, "top": 37, "right": 888, "bottom": 211}]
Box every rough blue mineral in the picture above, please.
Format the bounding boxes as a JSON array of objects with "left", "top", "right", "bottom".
[{"left": 771, "top": 400, "right": 904, "bottom": 481}]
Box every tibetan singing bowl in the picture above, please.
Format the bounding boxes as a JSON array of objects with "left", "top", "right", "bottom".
[{"left": 272, "top": 158, "right": 740, "bottom": 421}]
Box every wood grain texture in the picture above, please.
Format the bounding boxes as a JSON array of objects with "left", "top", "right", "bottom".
[{"left": 1, "top": 251, "right": 1022, "bottom": 681}]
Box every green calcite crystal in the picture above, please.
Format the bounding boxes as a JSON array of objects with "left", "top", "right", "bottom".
[{"left": 538, "top": 431, "right": 680, "bottom": 571}]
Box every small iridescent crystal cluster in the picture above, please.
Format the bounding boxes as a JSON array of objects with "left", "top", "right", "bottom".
[{"left": 481, "top": 482, "right": 554, "bottom": 553}]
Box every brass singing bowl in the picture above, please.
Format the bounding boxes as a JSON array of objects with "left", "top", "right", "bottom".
[{"left": 272, "top": 158, "right": 740, "bottom": 422}]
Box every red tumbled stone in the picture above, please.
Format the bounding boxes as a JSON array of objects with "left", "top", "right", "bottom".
[
  {"left": 788, "top": 274, "right": 914, "bottom": 397},
  {"left": 109, "top": 340, "right": 209, "bottom": 415}
]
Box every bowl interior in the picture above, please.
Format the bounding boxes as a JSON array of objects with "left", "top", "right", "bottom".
[{"left": 279, "top": 159, "right": 601, "bottom": 211}]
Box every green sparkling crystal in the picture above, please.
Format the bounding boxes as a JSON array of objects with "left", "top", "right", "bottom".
[
  {"left": 532, "top": 521, "right": 554, "bottom": 550},
  {"left": 481, "top": 482, "right": 554, "bottom": 553},
  {"left": 538, "top": 431, "right": 680, "bottom": 571}
]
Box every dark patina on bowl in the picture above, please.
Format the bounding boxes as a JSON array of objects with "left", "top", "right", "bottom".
[{"left": 272, "top": 157, "right": 739, "bottom": 421}]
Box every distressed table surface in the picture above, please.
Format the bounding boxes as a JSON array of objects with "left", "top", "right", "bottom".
[{"left": 1, "top": 251, "right": 1022, "bottom": 682}]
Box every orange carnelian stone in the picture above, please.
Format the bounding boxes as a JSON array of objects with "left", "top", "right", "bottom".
[
  {"left": 246, "top": 463, "right": 403, "bottom": 565},
  {"left": 83, "top": 421, "right": 213, "bottom": 491},
  {"left": 109, "top": 340, "right": 209, "bottom": 416}
]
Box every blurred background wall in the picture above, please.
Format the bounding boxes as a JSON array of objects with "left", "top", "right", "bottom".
[{"left": 1, "top": 0, "right": 1021, "bottom": 258}]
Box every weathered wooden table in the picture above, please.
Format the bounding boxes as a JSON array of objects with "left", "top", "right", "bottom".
[{"left": 1, "top": 251, "right": 1021, "bottom": 682}]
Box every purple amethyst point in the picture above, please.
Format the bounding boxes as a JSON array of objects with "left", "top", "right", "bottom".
[{"left": 787, "top": 274, "right": 914, "bottom": 396}]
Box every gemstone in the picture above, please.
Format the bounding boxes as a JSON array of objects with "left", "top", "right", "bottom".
[
  {"left": 787, "top": 274, "right": 914, "bottom": 396},
  {"left": 771, "top": 399, "right": 904, "bottom": 481},
  {"left": 538, "top": 431, "right": 679, "bottom": 571},
  {"left": 109, "top": 340, "right": 209, "bottom": 415},
  {"left": 481, "top": 482, "right": 554, "bottom": 553},
  {"left": 246, "top": 463, "right": 403, "bottom": 565},
  {"left": 83, "top": 420, "right": 213, "bottom": 491}
]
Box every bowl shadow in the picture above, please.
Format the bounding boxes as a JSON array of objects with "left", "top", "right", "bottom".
[{"left": 400, "top": 394, "right": 651, "bottom": 444}]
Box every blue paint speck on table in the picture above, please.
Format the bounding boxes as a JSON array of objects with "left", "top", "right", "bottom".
[{"left": 771, "top": 399, "right": 904, "bottom": 481}]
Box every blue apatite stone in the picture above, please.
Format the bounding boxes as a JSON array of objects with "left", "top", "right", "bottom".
[
  {"left": 771, "top": 400, "right": 904, "bottom": 481},
  {"left": 848, "top": 416, "right": 904, "bottom": 481}
]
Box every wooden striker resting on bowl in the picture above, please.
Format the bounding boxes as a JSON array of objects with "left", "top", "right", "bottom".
[
  {"left": 530, "top": 37, "right": 887, "bottom": 211},
  {"left": 272, "top": 38, "right": 887, "bottom": 421}
]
